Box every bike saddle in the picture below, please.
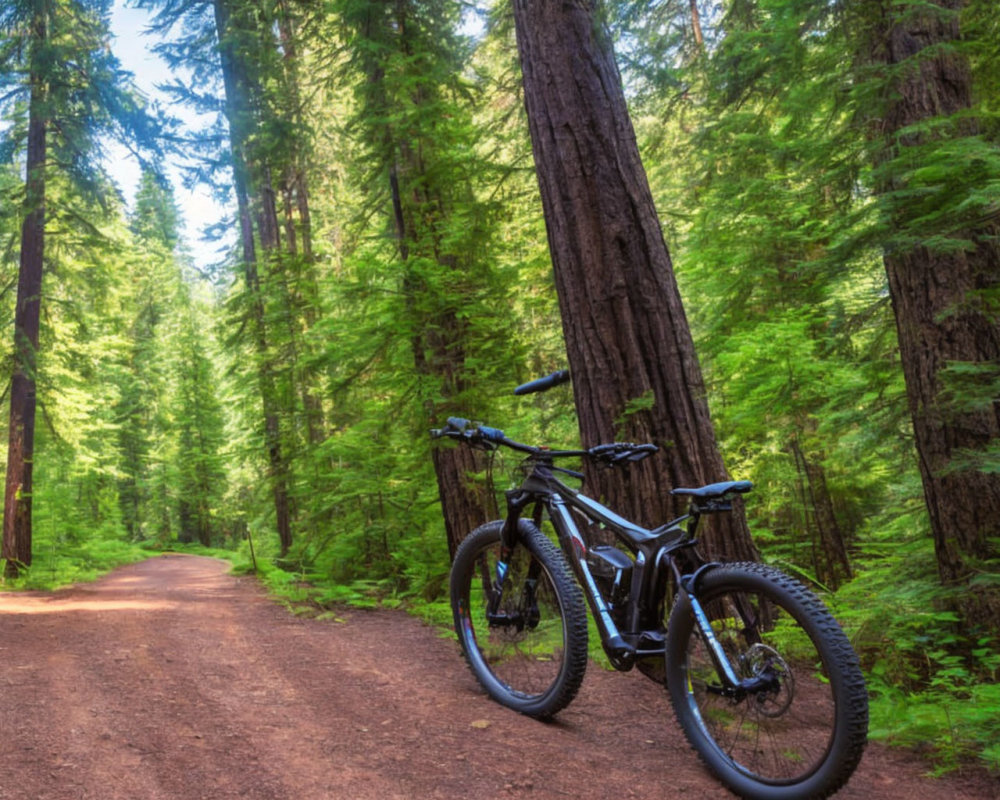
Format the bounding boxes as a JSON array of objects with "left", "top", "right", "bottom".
[{"left": 670, "top": 480, "right": 753, "bottom": 500}]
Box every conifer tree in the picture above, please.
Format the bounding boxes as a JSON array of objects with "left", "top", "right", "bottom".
[
  {"left": 172, "top": 298, "right": 227, "bottom": 546},
  {"left": 143, "top": 0, "right": 323, "bottom": 555},
  {"left": 511, "top": 0, "right": 757, "bottom": 561},
  {"left": 619, "top": 0, "right": 1000, "bottom": 611},
  {"left": 335, "top": 0, "right": 519, "bottom": 557},
  {"left": 618, "top": 0, "right": 885, "bottom": 587},
  {"left": 0, "top": 0, "right": 157, "bottom": 575},
  {"left": 120, "top": 170, "right": 228, "bottom": 547},
  {"left": 212, "top": 0, "right": 296, "bottom": 554},
  {"left": 859, "top": 0, "right": 1000, "bottom": 629}
]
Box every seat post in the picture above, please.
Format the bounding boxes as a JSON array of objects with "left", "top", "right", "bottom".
[{"left": 685, "top": 507, "right": 702, "bottom": 539}]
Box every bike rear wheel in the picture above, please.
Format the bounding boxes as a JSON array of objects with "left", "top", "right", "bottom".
[
  {"left": 450, "top": 519, "right": 588, "bottom": 719},
  {"left": 665, "top": 562, "right": 868, "bottom": 800}
]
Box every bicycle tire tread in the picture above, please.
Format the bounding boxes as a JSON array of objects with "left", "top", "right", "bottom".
[
  {"left": 667, "top": 561, "right": 868, "bottom": 800},
  {"left": 451, "top": 519, "right": 589, "bottom": 719}
]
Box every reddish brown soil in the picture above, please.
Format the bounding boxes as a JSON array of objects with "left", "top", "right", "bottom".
[{"left": 0, "top": 554, "right": 996, "bottom": 800}]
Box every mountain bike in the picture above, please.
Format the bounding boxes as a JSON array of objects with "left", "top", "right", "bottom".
[{"left": 431, "top": 370, "right": 868, "bottom": 800}]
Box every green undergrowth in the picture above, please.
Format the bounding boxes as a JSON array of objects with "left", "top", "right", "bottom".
[
  {"left": 868, "top": 683, "right": 1000, "bottom": 774},
  {"left": 832, "top": 510, "right": 1000, "bottom": 775},
  {"left": 0, "top": 538, "right": 149, "bottom": 591},
  {"left": 243, "top": 544, "right": 456, "bottom": 635}
]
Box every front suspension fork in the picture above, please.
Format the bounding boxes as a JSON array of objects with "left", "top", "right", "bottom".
[
  {"left": 683, "top": 579, "right": 743, "bottom": 690},
  {"left": 485, "top": 491, "right": 539, "bottom": 627},
  {"left": 679, "top": 565, "right": 770, "bottom": 698}
]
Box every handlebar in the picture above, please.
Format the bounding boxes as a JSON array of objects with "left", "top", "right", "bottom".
[
  {"left": 513, "top": 370, "right": 571, "bottom": 396},
  {"left": 437, "top": 416, "right": 506, "bottom": 444},
  {"left": 588, "top": 441, "right": 659, "bottom": 464},
  {"left": 430, "top": 417, "right": 658, "bottom": 467}
]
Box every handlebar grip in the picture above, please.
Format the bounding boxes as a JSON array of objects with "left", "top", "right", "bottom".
[
  {"left": 436, "top": 417, "right": 505, "bottom": 445},
  {"left": 477, "top": 425, "right": 505, "bottom": 443},
  {"left": 514, "top": 370, "right": 571, "bottom": 396}
]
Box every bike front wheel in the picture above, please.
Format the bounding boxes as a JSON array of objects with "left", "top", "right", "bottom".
[
  {"left": 666, "top": 562, "right": 868, "bottom": 800},
  {"left": 450, "top": 519, "right": 588, "bottom": 719}
]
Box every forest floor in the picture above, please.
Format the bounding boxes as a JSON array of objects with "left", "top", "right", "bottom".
[{"left": 0, "top": 554, "right": 997, "bottom": 800}]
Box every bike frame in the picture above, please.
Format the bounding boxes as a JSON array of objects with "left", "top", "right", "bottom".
[
  {"left": 428, "top": 416, "right": 766, "bottom": 696},
  {"left": 495, "top": 455, "right": 742, "bottom": 683}
]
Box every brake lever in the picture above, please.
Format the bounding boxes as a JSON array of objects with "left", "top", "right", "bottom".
[{"left": 610, "top": 444, "right": 658, "bottom": 465}]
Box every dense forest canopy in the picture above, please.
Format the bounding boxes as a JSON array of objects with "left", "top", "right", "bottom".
[{"left": 0, "top": 0, "right": 998, "bottom": 771}]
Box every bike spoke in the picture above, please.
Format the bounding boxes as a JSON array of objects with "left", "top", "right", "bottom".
[
  {"left": 683, "top": 587, "right": 837, "bottom": 784},
  {"left": 451, "top": 520, "right": 588, "bottom": 718}
]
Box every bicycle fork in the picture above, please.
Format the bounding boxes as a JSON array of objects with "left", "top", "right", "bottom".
[
  {"left": 484, "top": 559, "right": 541, "bottom": 631},
  {"left": 679, "top": 568, "right": 776, "bottom": 700},
  {"left": 483, "top": 507, "right": 542, "bottom": 631}
]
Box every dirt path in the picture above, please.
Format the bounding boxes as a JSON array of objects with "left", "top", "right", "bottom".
[{"left": 0, "top": 555, "right": 995, "bottom": 800}]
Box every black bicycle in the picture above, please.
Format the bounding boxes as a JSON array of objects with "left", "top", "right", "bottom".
[{"left": 431, "top": 370, "right": 868, "bottom": 800}]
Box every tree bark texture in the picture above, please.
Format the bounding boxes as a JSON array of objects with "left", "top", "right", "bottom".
[
  {"left": 689, "top": 0, "right": 705, "bottom": 50},
  {"left": 3, "top": 8, "right": 48, "bottom": 578},
  {"left": 512, "top": 0, "right": 757, "bottom": 562},
  {"left": 872, "top": 0, "right": 1000, "bottom": 629}
]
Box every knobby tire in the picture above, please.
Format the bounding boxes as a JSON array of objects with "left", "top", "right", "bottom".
[
  {"left": 665, "top": 562, "right": 868, "bottom": 800},
  {"left": 450, "top": 519, "right": 588, "bottom": 719}
]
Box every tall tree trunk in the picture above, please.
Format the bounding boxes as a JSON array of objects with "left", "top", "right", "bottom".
[
  {"left": 214, "top": 0, "right": 294, "bottom": 555},
  {"left": 871, "top": 0, "right": 1000, "bottom": 629},
  {"left": 511, "top": 0, "right": 757, "bottom": 562},
  {"left": 388, "top": 163, "right": 496, "bottom": 559},
  {"left": 339, "top": 0, "right": 501, "bottom": 559},
  {"left": 275, "top": 2, "right": 315, "bottom": 263},
  {"left": 689, "top": 0, "right": 705, "bottom": 50},
  {"left": 790, "top": 439, "right": 853, "bottom": 587},
  {"left": 3, "top": 9, "right": 47, "bottom": 578}
]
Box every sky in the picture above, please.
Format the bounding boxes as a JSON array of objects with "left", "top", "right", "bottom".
[{"left": 107, "top": 0, "right": 233, "bottom": 271}]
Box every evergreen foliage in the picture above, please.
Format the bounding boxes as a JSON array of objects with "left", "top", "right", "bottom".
[
  {"left": 617, "top": 0, "right": 1000, "bottom": 768},
  {"left": 0, "top": 0, "right": 996, "bottom": 773}
]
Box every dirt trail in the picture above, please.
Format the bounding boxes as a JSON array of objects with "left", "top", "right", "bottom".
[{"left": 0, "top": 554, "right": 996, "bottom": 800}]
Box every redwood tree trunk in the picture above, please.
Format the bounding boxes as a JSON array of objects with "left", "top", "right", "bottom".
[
  {"left": 512, "top": 0, "right": 757, "bottom": 562},
  {"left": 3, "top": 11, "right": 47, "bottom": 578},
  {"left": 872, "top": 0, "right": 1000, "bottom": 629}
]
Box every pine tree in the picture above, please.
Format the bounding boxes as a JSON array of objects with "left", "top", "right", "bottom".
[
  {"left": 0, "top": 0, "right": 158, "bottom": 575},
  {"left": 618, "top": 0, "right": 892, "bottom": 586},
  {"left": 172, "top": 298, "right": 227, "bottom": 547},
  {"left": 143, "top": 0, "right": 323, "bottom": 556},
  {"left": 858, "top": 0, "right": 1000, "bottom": 629},
  {"left": 335, "top": 0, "right": 519, "bottom": 557}
]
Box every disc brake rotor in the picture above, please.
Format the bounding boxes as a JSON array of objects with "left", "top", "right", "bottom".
[{"left": 742, "top": 643, "right": 794, "bottom": 717}]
